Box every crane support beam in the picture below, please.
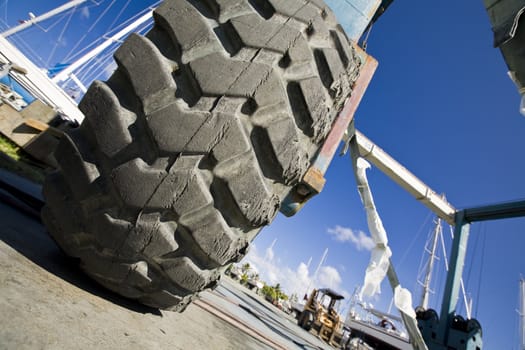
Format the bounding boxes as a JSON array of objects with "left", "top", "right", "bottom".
[
  {"left": 435, "top": 200, "right": 525, "bottom": 347},
  {"left": 437, "top": 212, "right": 470, "bottom": 343},
  {"left": 463, "top": 200, "right": 525, "bottom": 222},
  {"left": 354, "top": 130, "right": 456, "bottom": 225}
]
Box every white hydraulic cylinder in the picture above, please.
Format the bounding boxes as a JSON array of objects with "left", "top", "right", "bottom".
[
  {"left": 352, "top": 155, "right": 427, "bottom": 350},
  {"left": 355, "top": 158, "right": 391, "bottom": 298}
]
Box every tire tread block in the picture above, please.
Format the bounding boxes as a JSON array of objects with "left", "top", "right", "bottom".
[
  {"left": 114, "top": 34, "right": 177, "bottom": 115},
  {"left": 184, "top": 208, "right": 245, "bottom": 265},
  {"left": 161, "top": 257, "right": 219, "bottom": 292},
  {"left": 154, "top": 0, "right": 223, "bottom": 63},
  {"left": 111, "top": 158, "right": 167, "bottom": 209},
  {"left": 79, "top": 81, "right": 135, "bottom": 157},
  {"left": 147, "top": 102, "right": 210, "bottom": 154}
]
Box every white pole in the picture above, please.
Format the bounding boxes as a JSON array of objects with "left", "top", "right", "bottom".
[
  {"left": 52, "top": 10, "right": 153, "bottom": 83},
  {"left": 313, "top": 248, "right": 328, "bottom": 282},
  {"left": 520, "top": 277, "right": 525, "bottom": 350},
  {"left": 420, "top": 219, "right": 442, "bottom": 310},
  {"left": 306, "top": 248, "right": 328, "bottom": 295},
  {"left": 1, "top": 0, "right": 89, "bottom": 38},
  {"left": 306, "top": 256, "right": 312, "bottom": 269},
  {"left": 68, "top": 73, "right": 87, "bottom": 93}
]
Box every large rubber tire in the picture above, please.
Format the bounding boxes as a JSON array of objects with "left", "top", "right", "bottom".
[
  {"left": 298, "top": 310, "right": 314, "bottom": 331},
  {"left": 42, "top": 0, "right": 361, "bottom": 310}
]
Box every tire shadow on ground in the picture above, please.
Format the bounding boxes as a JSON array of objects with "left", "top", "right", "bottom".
[{"left": 0, "top": 198, "right": 161, "bottom": 316}]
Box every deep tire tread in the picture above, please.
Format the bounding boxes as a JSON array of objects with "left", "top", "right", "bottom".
[{"left": 42, "top": 0, "right": 360, "bottom": 310}]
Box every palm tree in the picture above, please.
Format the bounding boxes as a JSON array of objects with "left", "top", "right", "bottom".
[{"left": 241, "top": 262, "right": 251, "bottom": 274}]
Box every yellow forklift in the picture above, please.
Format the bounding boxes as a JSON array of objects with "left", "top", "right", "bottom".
[{"left": 298, "top": 288, "right": 346, "bottom": 347}]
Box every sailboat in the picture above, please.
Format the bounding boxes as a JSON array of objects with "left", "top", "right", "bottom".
[{"left": 415, "top": 218, "right": 472, "bottom": 318}]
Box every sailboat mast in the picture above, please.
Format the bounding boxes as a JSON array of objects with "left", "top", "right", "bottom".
[
  {"left": 519, "top": 277, "right": 525, "bottom": 350},
  {"left": 1, "top": 0, "right": 89, "bottom": 38},
  {"left": 52, "top": 9, "right": 153, "bottom": 84},
  {"left": 305, "top": 248, "right": 328, "bottom": 295},
  {"left": 420, "top": 218, "right": 441, "bottom": 310}
]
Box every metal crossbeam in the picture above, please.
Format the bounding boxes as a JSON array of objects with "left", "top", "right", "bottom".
[{"left": 353, "top": 130, "right": 456, "bottom": 225}]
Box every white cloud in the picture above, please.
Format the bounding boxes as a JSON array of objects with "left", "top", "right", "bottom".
[
  {"left": 327, "top": 225, "right": 375, "bottom": 251},
  {"left": 317, "top": 266, "right": 342, "bottom": 290},
  {"left": 80, "top": 6, "right": 90, "bottom": 20},
  {"left": 242, "top": 242, "right": 348, "bottom": 300}
]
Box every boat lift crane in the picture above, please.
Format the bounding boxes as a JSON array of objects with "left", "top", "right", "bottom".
[
  {"left": 289, "top": 66, "right": 524, "bottom": 348},
  {"left": 346, "top": 124, "right": 525, "bottom": 349}
]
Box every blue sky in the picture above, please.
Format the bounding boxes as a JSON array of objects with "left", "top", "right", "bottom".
[{"left": 2, "top": 1, "right": 524, "bottom": 349}]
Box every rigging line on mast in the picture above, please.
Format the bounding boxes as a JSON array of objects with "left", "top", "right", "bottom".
[
  {"left": 63, "top": 2, "right": 156, "bottom": 63},
  {"left": 53, "top": 9, "right": 154, "bottom": 83},
  {"left": 75, "top": 19, "right": 152, "bottom": 85},
  {"left": 456, "top": 224, "right": 480, "bottom": 315},
  {"left": 464, "top": 224, "right": 480, "bottom": 289},
  {"left": 74, "top": 44, "right": 117, "bottom": 82},
  {"left": 29, "top": 13, "right": 69, "bottom": 33},
  {"left": 29, "top": 1, "right": 106, "bottom": 35},
  {"left": 414, "top": 219, "right": 438, "bottom": 296},
  {"left": 516, "top": 275, "right": 525, "bottom": 350},
  {"left": 107, "top": 1, "right": 160, "bottom": 32},
  {"left": 105, "top": 0, "right": 132, "bottom": 34},
  {"left": 419, "top": 218, "right": 442, "bottom": 310},
  {"left": 474, "top": 227, "right": 486, "bottom": 317},
  {"left": 396, "top": 210, "right": 433, "bottom": 268},
  {"left": 9, "top": 34, "right": 47, "bottom": 67},
  {"left": 74, "top": 37, "right": 118, "bottom": 80},
  {"left": 81, "top": 54, "right": 114, "bottom": 83},
  {"left": 0, "top": 15, "right": 11, "bottom": 31},
  {"left": 3, "top": 0, "right": 7, "bottom": 25},
  {"left": 74, "top": 51, "right": 114, "bottom": 83},
  {"left": 1, "top": 0, "right": 90, "bottom": 37},
  {"left": 102, "top": 3, "right": 158, "bottom": 34},
  {"left": 46, "top": 6, "right": 76, "bottom": 67},
  {"left": 81, "top": 18, "right": 152, "bottom": 82},
  {"left": 415, "top": 219, "right": 440, "bottom": 277},
  {"left": 62, "top": 29, "right": 107, "bottom": 64},
  {"left": 63, "top": 0, "right": 116, "bottom": 61}
]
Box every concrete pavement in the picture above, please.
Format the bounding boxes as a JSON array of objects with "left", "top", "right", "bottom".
[{"left": 0, "top": 175, "right": 334, "bottom": 350}]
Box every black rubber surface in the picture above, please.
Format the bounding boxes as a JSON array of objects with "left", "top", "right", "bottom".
[{"left": 42, "top": 0, "right": 361, "bottom": 310}]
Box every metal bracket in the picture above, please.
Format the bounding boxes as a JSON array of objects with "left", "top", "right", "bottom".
[{"left": 279, "top": 49, "right": 378, "bottom": 217}]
